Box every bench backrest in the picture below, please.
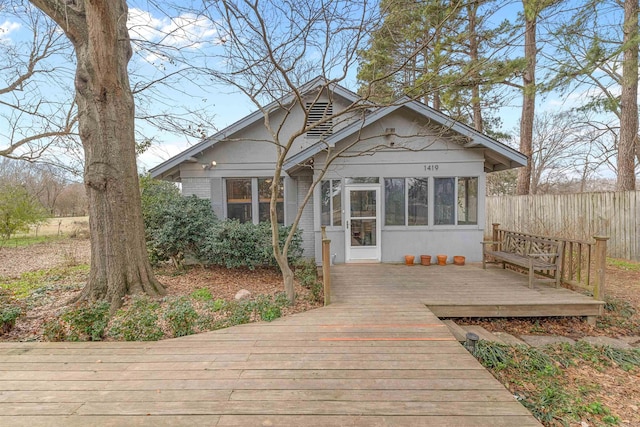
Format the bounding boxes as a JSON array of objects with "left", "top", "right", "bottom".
[{"left": 503, "top": 232, "right": 563, "bottom": 265}]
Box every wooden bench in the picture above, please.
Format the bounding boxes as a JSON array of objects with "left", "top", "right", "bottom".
[{"left": 482, "top": 231, "right": 564, "bottom": 288}]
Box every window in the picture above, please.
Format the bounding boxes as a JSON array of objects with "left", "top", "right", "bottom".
[
  {"left": 384, "top": 178, "right": 428, "bottom": 226},
  {"left": 434, "top": 178, "right": 455, "bottom": 225},
  {"left": 226, "top": 177, "right": 284, "bottom": 224},
  {"left": 321, "top": 179, "right": 342, "bottom": 226},
  {"left": 226, "top": 178, "right": 252, "bottom": 223},
  {"left": 258, "top": 178, "right": 284, "bottom": 224},
  {"left": 384, "top": 178, "right": 405, "bottom": 225},
  {"left": 306, "top": 102, "right": 333, "bottom": 138},
  {"left": 408, "top": 178, "right": 428, "bottom": 225},
  {"left": 457, "top": 177, "right": 478, "bottom": 225}
]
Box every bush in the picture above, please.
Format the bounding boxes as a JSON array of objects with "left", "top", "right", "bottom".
[
  {"left": 140, "top": 176, "right": 217, "bottom": 268},
  {"left": 148, "top": 196, "right": 217, "bottom": 268},
  {"left": 190, "top": 287, "right": 213, "bottom": 301},
  {"left": 0, "top": 304, "right": 22, "bottom": 334},
  {"left": 0, "top": 183, "right": 48, "bottom": 240},
  {"left": 294, "top": 259, "right": 323, "bottom": 303},
  {"left": 108, "top": 296, "right": 163, "bottom": 341},
  {"left": 63, "top": 301, "right": 110, "bottom": 341},
  {"left": 163, "top": 297, "right": 199, "bottom": 337},
  {"left": 42, "top": 301, "right": 110, "bottom": 342},
  {"left": 201, "top": 221, "right": 303, "bottom": 269},
  {"left": 254, "top": 293, "right": 288, "bottom": 322}
]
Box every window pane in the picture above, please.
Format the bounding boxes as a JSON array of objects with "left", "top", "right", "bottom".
[
  {"left": 457, "top": 177, "right": 478, "bottom": 225},
  {"left": 408, "top": 178, "right": 428, "bottom": 225},
  {"left": 321, "top": 180, "right": 331, "bottom": 226},
  {"left": 384, "top": 178, "right": 405, "bottom": 225},
  {"left": 258, "top": 178, "right": 284, "bottom": 224},
  {"left": 434, "top": 177, "right": 455, "bottom": 225},
  {"left": 332, "top": 180, "right": 342, "bottom": 226},
  {"left": 345, "top": 177, "right": 380, "bottom": 184},
  {"left": 350, "top": 190, "right": 376, "bottom": 217},
  {"left": 350, "top": 219, "right": 376, "bottom": 246},
  {"left": 227, "top": 178, "right": 252, "bottom": 223}
]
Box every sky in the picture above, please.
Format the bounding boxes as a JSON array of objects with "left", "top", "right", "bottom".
[{"left": 0, "top": 0, "right": 622, "bottom": 180}]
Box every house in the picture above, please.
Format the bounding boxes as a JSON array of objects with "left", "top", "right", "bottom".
[{"left": 150, "top": 77, "right": 526, "bottom": 264}]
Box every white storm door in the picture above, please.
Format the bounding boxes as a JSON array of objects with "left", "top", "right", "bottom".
[{"left": 345, "top": 186, "right": 381, "bottom": 262}]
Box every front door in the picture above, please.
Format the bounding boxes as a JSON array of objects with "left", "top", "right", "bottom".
[{"left": 345, "top": 185, "right": 381, "bottom": 262}]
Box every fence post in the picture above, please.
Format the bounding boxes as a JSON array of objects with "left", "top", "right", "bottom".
[
  {"left": 592, "top": 236, "right": 609, "bottom": 301},
  {"left": 492, "top": 223, "right": 500, "bottom": 251},
  {"left": 321, "top": 226, "right": 331, "bottom": 306}
]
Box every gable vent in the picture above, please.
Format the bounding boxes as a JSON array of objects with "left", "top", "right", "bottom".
[{"left": 306, "top": 102, "right": 333, "bottom": 138}]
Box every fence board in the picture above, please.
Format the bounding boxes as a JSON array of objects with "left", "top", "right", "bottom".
[{"left": 486, "top": 191, "right": 639, "bottom": 261}]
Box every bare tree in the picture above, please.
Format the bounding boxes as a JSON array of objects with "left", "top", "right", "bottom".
[
  {"left": 185, "top": 0, "right": 472, "bottom": 302},
  {"left": 529, "top": 111, "right": 610, "bottom": 193},
  {"left": 29, "top": 0, "right": 164, "bottom": 308},
  {"left": 0, "top": 2, "right": 77, "bottom": 163}
]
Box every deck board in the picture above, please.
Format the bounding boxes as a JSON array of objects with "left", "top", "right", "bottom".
[{"left": 0, "top": 264, "right": 543, "bottom": 426}]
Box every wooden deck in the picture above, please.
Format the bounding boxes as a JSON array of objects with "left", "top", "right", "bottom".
[
  {"left": 0, "top": 263, "right": 542, "bottom": 426},
  {"left": 332, "top": 263, "right": 605, "bottom": 318}
]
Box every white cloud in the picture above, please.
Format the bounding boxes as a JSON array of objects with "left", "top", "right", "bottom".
[
  {"left": 0, "top": 20, "right": 21, "bottom": 42},
  {"left": 128, "top": 8, "right": 218, "bottom": 58}
]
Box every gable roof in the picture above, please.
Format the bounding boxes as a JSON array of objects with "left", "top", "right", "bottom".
[
  {"left": 149, "top": 76, "right": 362, "bottom": 179},
  {"left": 150, "top": 80, "right": 526, "bottom": 179},
  {"left": 283, "top": 97, "right": 526, "bottom": 173}
]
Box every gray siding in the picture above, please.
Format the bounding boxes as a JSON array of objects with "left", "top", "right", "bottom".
[
  {"left": 296, "top": 175, "right": 315, "bottom": 258},
  {"left": 181, "top": 177, "right": 212, "bottom": 199}
]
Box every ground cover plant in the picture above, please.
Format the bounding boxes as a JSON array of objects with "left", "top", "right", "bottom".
[
  {"left": 459, "top": 257, "right": 640, "bottom": 426},
  {"left": 0, "top": 236, "right": 322, "bottom": 342}
]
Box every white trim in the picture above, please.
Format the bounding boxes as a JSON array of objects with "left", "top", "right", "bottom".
[{"left": 345, "top": 185, "right": 381, "bottom": 262}]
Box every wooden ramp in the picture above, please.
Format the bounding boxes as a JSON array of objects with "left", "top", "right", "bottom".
[{"left": 0, "top": 266, "right": 541, "bottom": 426}]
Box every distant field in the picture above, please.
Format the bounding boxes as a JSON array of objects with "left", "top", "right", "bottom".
[{"left": 20, "top": 216, "right": 90, "bottom": 237}]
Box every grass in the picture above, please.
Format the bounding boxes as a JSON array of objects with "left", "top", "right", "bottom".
[
  {"left": 0, "top": 265, "right": 89, "bottom": 300},
  {"left": 607, "top": 258, "right": 640, "bottom": 272},
  {"left": 474, "top": 340, "right": 637, "bottom": 426},
  {"left": 0, "top": 235, "right": 64, "bottom": 248}
]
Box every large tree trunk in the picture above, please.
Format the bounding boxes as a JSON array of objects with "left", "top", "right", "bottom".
[
  {"left": 30, "top": 0, "right": 164, "bottom": 308},
  {"left": 618, "top": 0, "right": 638, "bottom": 191},
  {"left": 517, "top": 6, "right": 536, "bottom": 195}
]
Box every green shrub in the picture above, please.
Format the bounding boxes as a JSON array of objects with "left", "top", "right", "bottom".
[
  {"left": 207, "top": 298, "right": 227, "bottom": 312},
  {"left": 42, "top": 318, "right": 66, "bottom": 341},
  {"left": 190, "top": 287, "right": 213, "bottom": 301},
  {"left": 202, "top": 221, "right": 303, "bottom": 269},
  {"left": 0, "top": 304, "right": 22, "bottom": 334},
  {"left": 163, "top": 297, "right": 199, "bottom": 337},
  {"left": 140, "top": 176, "right": 217, "bottom": 268},
  {"left": 60, "top": 301, "right": 110, "bottom": 341},
  {"left": 222, "top": 300, "right": 254, "bottom": 326},
  {"left": 108, "top": 296, "right": 164, "bottom": 341},
  {"left": 147, "top": 196, "right": 217, "bottom": 268},
  {"left": 294, "top": 259, "right": 322, "bottom": 302},
  {"left": 254, "top": 294, "right": 286, "bottom": 322}
]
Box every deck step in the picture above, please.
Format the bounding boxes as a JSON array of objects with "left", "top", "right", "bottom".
[{"left": 441, "top": 320, "right": 467, "bottom": 342}]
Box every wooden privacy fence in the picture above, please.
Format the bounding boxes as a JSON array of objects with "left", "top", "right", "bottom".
[
  {"left": 491, "top": 224, "right": 608, "bottom": 300},
  {"left": 486, "top": 191, "right": 640, "bottom": 261}
]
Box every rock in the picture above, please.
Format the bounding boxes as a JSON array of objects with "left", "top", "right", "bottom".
[
  {"left": 235, "top": 289, "right": 252, "bottom": 300},
  {"left": 580, "top": 336, "right": 631, "bottom": 349},
  {"left": 520, "top": 335, "right": 575, "bottom": 348}
]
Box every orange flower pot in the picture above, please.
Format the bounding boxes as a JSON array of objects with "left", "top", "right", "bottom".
[
  {"left": 436, "top": 255, "right": 447, "bottom": 265},
  {"left": 453, "top": 255, "right": 466, "bottom": 266},
  {"left": 420, "top": 255, "right": 431, "bottom": 266},
  {"left": 404, "top": 255, "right": 415, "bottom": 266}
]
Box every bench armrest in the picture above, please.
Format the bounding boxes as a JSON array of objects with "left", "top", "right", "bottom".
[
  {"left": 528, "top": 253, "right": 559, "bottom": 258},
  {"left": 481, "top": 241, "right": 501, "bottom": 246}
]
